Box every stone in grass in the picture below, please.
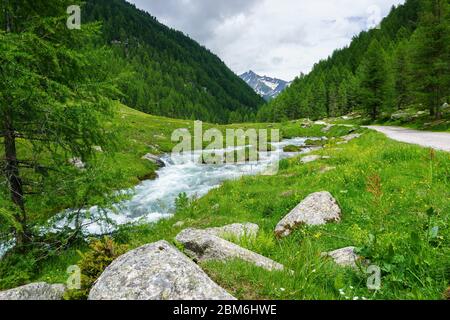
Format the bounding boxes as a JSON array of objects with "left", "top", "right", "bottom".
[
  {"left": 319, "top": 166, "right": 336, "bottom": 174},
  {"left": 88, "top": 240, "right": 235, "bottom": 300},
  {"left": 324, "top": 247, "right": 360, "bottom": 268},
  {"left": 69, "top": 157, "right": 86, "bottom": 169},
  {"left": 172, "top": 221, "right": 185, "bottom": 228},
  {"left": 342, "top": 133, "right": 361, "bottom": 142},
  {"left": 175, "top": 229, "right": 284, "bottom": 272},
  {"left": 322, "top": 124, "right": 334, "bottom": 133},
  {"left": 280, "top": 190, "right": 296, "bottom": 198},
  {"left": 275, "top": 191, "right": 341, "bottom": 238},
  {"left": 300, "top": 155, "right": 322, "bottom": 164},
  {"left": 0, "top": 282, "right": 65, "bottom": 300}
]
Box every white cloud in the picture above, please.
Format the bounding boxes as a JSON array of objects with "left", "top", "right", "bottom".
[{"left": 128, "top": 0, "right": 405, "bottom": 80}]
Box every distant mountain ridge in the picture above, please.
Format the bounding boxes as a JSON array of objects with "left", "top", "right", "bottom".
[{"left": 240, "top": 71, "right": 291, "bottom": 101}]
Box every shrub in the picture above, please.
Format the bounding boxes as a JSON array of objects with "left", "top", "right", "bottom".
[
  {"left": 0, "top": 252, "right": 37, "bottom": 290},
  {"left": 64, "top": 237, "right": 128, "bottom": 300}
]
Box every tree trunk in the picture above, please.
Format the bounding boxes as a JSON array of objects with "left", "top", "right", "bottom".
[
  {"left": 3, "top": 0, "right": 11, "bottom": 32},
  {"left": 3, "top": 113, "right": 28, "bottom": 246}
]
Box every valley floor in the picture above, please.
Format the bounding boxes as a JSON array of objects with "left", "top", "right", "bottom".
[{"left": 1, "top": 108, "right": 449, "bottom": 300}]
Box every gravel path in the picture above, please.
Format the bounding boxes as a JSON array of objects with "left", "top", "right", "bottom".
[{"left": 366, "top": 126, "right": 450, "bottom": 152}]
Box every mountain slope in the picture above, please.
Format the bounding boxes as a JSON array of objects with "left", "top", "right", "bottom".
[
  {"left": 240, "top": 71, "right": 290, "bottom": 101},
  {"left": 84, "top": 0, "right": 265, "bottom": 123},
  {"left": 258, "top": 0, "right": 427, "bottom": 122}
]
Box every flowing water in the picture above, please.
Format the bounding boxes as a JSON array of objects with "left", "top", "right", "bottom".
[{"left": 0, "top": 137, "right": 321, "bottom": 258}]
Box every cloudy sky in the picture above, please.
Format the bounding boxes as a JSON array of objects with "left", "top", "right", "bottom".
[{"left": 128, "top": 0, "right": 404, "bottom": 80}]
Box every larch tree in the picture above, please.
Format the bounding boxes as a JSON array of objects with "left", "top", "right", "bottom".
[{"left": 0, "top": 0, "right": 119, "bottom": 248}]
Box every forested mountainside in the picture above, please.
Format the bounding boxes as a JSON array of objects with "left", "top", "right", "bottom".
[
  {"left": 84, "top": 0, "right": 265, "bottom": 123},
  {"left": 258, "top": 0, "right": 450, "bottom": 122}
]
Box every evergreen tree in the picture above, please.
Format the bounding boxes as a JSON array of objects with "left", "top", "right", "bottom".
[
  {"left": 409, "top": 0, "right": 450, "bottom": 118},
  {"left": 394, "top": 39, "right": 412, "bottom": 110},
  {"left": 83, "top": 0, "right": 265, "bottom": 123},
  {"left": 0, "top": 0, "right": 118, "bottom": 247},
  {"left": 359, "top": 39, "right": 388, "bottom": 120},
  {"left": 258, "top": 0, "right": 423, "bottom": 121},
  {"left": 314, "top": 78, "right": 328, "bottom": 118},
  {"left": 337, "top": 83, "right": 349, "bottom": 114}
]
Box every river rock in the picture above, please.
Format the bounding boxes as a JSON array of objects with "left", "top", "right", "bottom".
[
  {"left": 324, "top": 247, "right": 360, "bottom": 268},
  {"left": 88, "top": 240, "right": 235, "bottom": 300},
  {"left": 0, "top": 282, "right": 65, "bottom": 300},
  {"left": 275, "top": 191, "right": 341, "bottom": 238},
  {"left": 204, "top": 223, "right": 259, "bottom": 240},
  {"left": 175, "top": 229, "right": 283, "bottom": 272},
  {"left": 142, "top": 153, "right": 165, "bottom": 168}
]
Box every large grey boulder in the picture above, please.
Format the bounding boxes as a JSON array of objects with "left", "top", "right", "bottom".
[
  {"left": 88, "top": 240, "right": 235, "bottom": 300},
  {"left": 0, "top": 282, "right": 65, "bottom": 300},
  {"left": 275, "top": 191, "right": 341, "bottom": 238},
  {"left": 142, "top": 153, "right": 165, "bottom": 168},
  {"left": 176, "top": 229, "right": 283, "bottom": 272},
  {"left": 204, "top": 223, "right": 259, "bottom": 240},
  {"left": 324, "top": 247, "right": 360, "bottom": 268}
]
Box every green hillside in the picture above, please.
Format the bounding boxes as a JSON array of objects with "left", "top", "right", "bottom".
[
  {"left": 84, "top": 0, "right": 265, "bottom": 123},
  {"left": 258, "top": 0, "right": 449, "bottom": 124}
]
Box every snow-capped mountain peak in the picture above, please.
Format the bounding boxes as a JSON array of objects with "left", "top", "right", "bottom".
[{"left": 240, "top": 71, "right": 290, "bottom": 101}]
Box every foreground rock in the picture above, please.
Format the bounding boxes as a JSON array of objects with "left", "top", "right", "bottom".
[
  {"left": 275, "top": 191, "right": 341, "bottom": 238},
  {"left": 176, "top": 229, "right": 283, "bottom": 272},
  {"left": 0, "top": 282, "right": 65, "bottom": 300},
  {"left": 89, "top": 241, "right": 235, "bottom": 300},
  {"left": 142, "top": 153, "right": 166, "bottom": 168},
  {"left": 324, "top": 247, "right": 360, "bottom": 268}
]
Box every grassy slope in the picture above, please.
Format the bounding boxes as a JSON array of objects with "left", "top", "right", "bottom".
[
  {"left": 5, "top": 105, "right": 449, "bottom": 300},
  {"left": 330, "top": 108, "right": 450, "bottom": 132}
]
